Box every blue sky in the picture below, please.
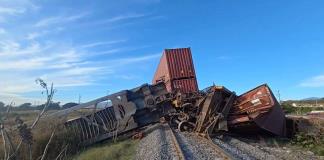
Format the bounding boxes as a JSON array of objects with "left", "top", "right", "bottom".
[{"left": 0, "top": 0, "right": 323, "bottom": 105}]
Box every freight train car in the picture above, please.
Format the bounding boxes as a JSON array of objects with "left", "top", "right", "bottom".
[{"left": 228, "top": 84, "right": 286, "bottom": 136}]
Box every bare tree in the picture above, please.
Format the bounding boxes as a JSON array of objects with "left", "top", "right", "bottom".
[{"left": 2, "top": 79, "right": 56, "bottom": 160}]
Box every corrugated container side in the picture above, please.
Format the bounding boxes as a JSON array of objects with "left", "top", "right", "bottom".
[
  {"left": 153, "top": 52, "right": 170, "bottom": 84},
  {"left": 165, "top": 48, "right": 196, "bottom": 79},
  {"left": 164, "top": 81, "right": 172, "bottom": 93},
  {"left": 172, "top": 78, "right": 198, "bottom": 93},
  {"left": 153, "top": 48, "right": 199, "bottom": 93}
]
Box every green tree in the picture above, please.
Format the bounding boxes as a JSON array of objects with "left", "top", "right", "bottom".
[
  {"left": 62, "top": 102, "right": 78, "bottom": 109},
  {"left": 19, "top": 103, "right": 33, "bottom": 110},
  {"left": 0, "top": 101, "right": 5, "bottom": 111}
]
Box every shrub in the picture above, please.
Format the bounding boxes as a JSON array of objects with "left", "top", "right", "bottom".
[
  {"left": 291, "top": 132, "right": 324, "bottom": 156},
  {"left": 30, "top": 120, "right": 82, "bottom": 160}
]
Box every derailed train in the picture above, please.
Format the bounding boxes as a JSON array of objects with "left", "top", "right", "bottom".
[{"left": 60, "top": 48, "right": 286, "bottom": 145}]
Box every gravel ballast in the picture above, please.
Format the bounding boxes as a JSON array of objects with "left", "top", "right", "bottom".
[
  {"left": 136, "top": 124, "right": 179, "bottom": 160},
  {"left": 137, "top": 123, "right": 231, "bottom": 160}
]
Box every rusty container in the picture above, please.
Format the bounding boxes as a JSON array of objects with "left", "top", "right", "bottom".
[
  {"left": 172, "top": 78, "right": 198, "bottom": 93},
  {"left": 153, "top": 48, "right": 198, "bottom": 93},
  {"left": 228, "top": 84, "right": 286, "bottom": 136}
]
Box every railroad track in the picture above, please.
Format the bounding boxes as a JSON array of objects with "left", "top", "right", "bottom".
[
  {"left": 136, "top": 123, "right": 235, "bottom": 160},
  {"left": 138, "top": 124, "right": 320, "bottom": 160},
  {"left": 165, "top": 123, "right": 186, "bottom": 160},
  {"left": 166, "top": 123, "right": 234, "bottom": 160}
]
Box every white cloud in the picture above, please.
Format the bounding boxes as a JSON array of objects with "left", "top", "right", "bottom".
[
  {"left": 0, "top": 28, "right": 6, "bottom": 34},
  {"left": 300, "top": 75, "right": 324, "bottom": 87},
  {"left": 0, "top": 0, "right": 39, "bottom": 23},
  {"left": 0, "top": 37, "right": 159, "bottom": 96},
  {"left": 114, "top": 75, "right": 138, "bottom": 80},
  {"left": 106, "top": 13, "right": 146, "bottom": 22},
  {"left": 50, "top": 67, "right": 104, "bottom": 77},
  {"left": 0, "top": 93, "right": 44, "bottom": 106},
  {"left": 0, "top": 3, "right": 160, "bottom": 105},
  {"left": 112, "top": 53, "right": 160, "bottom": 64},
  {"left": 80, "top": 40, "right": 126, "bottom": 48},
  {"left": 0, "top": 7, "right": 25, "bottom": 15},
  {"left": 26, "top": 32, "right": 42, "bottom": 40},
  {"left": 0, "top": 40, "right": 100, "bottom": 94},
  {"left": 0, "top": 41, "right": 49, "bottom": 57},
  {"left": 35, "top": 12, "right": 89, "bottom": 27},
  {"left": 87, "top": 13, "right": 147, "bottom": 26},
  {"left": 88, "top": 45, "right": 150, "bottom": 57},
  {"left": 26, "top": 28, "right": 64, "bottom": 40}
]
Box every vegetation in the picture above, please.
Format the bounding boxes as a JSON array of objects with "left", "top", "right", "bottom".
[
  {"left": 72, "top": 140, "right": 138, "bottom": 160},
  {"left": 0, "top": 79, "right": 136, "bottom": 160},
  {"left": 0, "top": 79, "right": 83, "bottom": 160},
  {"left": 291, "top": 132, "right": 324, "bottom": 156},
  {"left": 285, "top": 98, "right": 324, "bottom": 104},
  {"left": 0, "top": 101, "right": 78, "bottom": 112},
  {"left": 281, "top": 103, "right": 324, "bottom": 115},
  {"left": 0, "top": 119, "right": 82, "bottom": 159},
  {"left": 0, "top": 109, "right": 141, "bottom": 160}
]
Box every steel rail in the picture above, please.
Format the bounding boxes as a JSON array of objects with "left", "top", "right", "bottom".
[{"left": 166, "top": 123, "right": 186, "bottom": 160}]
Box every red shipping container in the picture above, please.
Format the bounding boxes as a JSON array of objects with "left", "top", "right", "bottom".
[
  {"left": 172, "top": 78, "right": 198, "bottom": 93},
  {"left": 153, "top": 48, "right": 199, "bottom": 93}
]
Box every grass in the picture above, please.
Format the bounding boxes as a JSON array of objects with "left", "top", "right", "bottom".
[
  {"left": 290, "top": 132, "right": 324, "bottom": 156},
  {"left": 281, "top": 104, "right": 324, "bottom": 156},
  {"left": 0, "top": 110, "right": 82, "bottom": 160},
  {"left": 0, "top": 110, "right": 39, "bottom": 126},
  {"left": 260, "top": 135, "right": 324, "bottom": 156},
  {"left": 0, "top": 110, "right": 139, "bottom": 160},
  {"left": 281, "top": 103, "right": 324, "bottom": 115},
  {"left": 72, "top": 139, "right": 139, "bottom": 160}
]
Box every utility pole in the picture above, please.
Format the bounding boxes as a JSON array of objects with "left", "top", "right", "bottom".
[{"left": 78, "top": 94, "right": 81, "bottom": 104}]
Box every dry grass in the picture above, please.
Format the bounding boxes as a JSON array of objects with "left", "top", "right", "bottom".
[
  {"left": 0, "top": 110, "right": 139, "bottom": 160},
  {"left": 72, "top": 139, "right": 138, "bottom": 160},
  {"left": 0, "top": 111, "right": 82, "bottom": 160},
  {"left": 290, "top": 118, "right": 324, "bottom": 156}
]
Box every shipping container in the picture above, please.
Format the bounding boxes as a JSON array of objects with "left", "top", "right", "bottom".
[
  {"left": 153, "top": 48, "right": 198, "bottom": 93},
  {"left": 172, "top": 78, "right": 198, "bottom": 93},
  {"left": 228, "top": 84, "right": 286, "bottom": 136}
]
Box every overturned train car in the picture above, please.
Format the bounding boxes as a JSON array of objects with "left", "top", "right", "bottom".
[
  {"left": 62, "top": 83, "right": 174, "bottom": 145},
  {"left": 170, "top": 84, "right": 286, "bottom": 137},
  {"left": 228, "top": 84, "right": 286, "bottom": 136}
]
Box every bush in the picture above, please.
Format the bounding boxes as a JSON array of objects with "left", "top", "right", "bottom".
[
  {"left": 0, "top": 118, "right": 82, "bottom": 160},
  {"left": 291, "top": 132, "right": 324, "bottom": 156},
  {"left": 30, "top": 120, "right": 82, "bottom": 160},
  {"left": 282, "top": 103, "right": 324, "bottom": 115}
]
